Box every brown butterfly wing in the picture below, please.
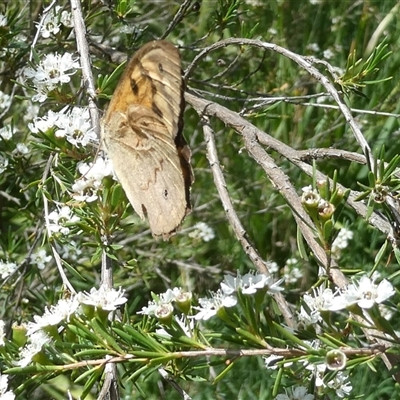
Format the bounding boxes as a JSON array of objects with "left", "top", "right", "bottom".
[{"left": 102, "top": 40, "right": 192, "bottom": 238}]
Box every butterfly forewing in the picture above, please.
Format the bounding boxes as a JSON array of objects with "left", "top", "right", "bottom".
[{"left": 101, "top": 40, "right": 192, "bottom": 239}]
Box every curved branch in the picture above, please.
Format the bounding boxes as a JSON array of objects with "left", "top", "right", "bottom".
[
  {"left": 185, "top": 92, "right": 391, "bottom": 239},
  {"left": 184, "top": 38, "right": 373, "bottom": 166}
]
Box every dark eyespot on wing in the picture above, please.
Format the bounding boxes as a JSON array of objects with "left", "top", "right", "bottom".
[{"left": 158, "top": 63, "right": 164, "bottom": 73}]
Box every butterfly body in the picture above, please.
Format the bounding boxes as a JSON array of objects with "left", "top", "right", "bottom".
[{"left": 102, "top": 40, "right": 192, "bottom": 239}]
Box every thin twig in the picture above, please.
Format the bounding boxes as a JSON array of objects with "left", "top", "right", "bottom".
[
  {"left": 41, "top": 155, "right": 76, "bottom": 294},
  {"left": 29, "top": 0, "right": 57, "bottom": 61},
  {"left": 70, "top": 0, "right": 101, "bottom": 140},
  {"left": 161, "top": 0, "right": 196, "bottom": 40},
  {"left": 36, "top": 345, "right": 387, "bottom": 372},
  {"left": 200, "top": 115, "right": 295, "bottom": 328},
  {"left": 70, "top": 0, "right": 119, "bottom": 397},
  {"left": 159, "top": 368, "right": 192, "bottom": 400}
]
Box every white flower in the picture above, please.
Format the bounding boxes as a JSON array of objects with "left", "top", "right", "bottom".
[
  {"left": 61, "top": 10, "right": 73, "bottom": 27},
  {"left": 191, "top": 297, "right": 218, "bottom": 321},
  {"left": 306, "top": 43, "right": 320, "bottom": 52},
  {"left": 0, "top": 319, "right": 5, "bottom": 346},
  {"left": 47, "top": 206, "right": 79, "bottom": 236},
  {"left": 266, "top": 261, "right": 279, "bottom": 273},
  {"left": 189, "top": 222, "right": 215, "bottom": 242},
  {"left": 221, "top": 271, "right": 283, "bottom": 295},
  {"left": 31, "top": 249, "right": 52, "bottom": 270},
  {"left": 26, "top": 297, "right": 80, "bottom": 336},
  {"left": 241, "top": 273, "right": 271, "bottom": 294},
  {"left": 137, "top": 292, "right": 172, "bottom": 317},
  {"left": 54, "top": 107, "right": 96, "bottom": 147},
  {"left": 14, "top": 143, "right": 29, "bottom": 155},
  {"left": 60, "top": 240, "right": 82, "bottom": 261},
  {"left": 137, "top": 301, "right": 159, "bottom": 316},
  {"left": 29, "top": 110, "right": 60, "bottom": 133},
  {"left": 72, "top": 157, "right": 113, "bottom": 202},
  {"left": 298, "top": 285, "right": 337, "bottom": 326},
  {"left": 0, "top": 373, "right": 15, "bottom": 400},
  {"left": 0, "top": 154, "right": 9, "bottom": 174},
  {"left": 0, "top": 14, "right": 7, "bottom": 27},
  {"left": 78, "top": 157, "right": 113, "bottom": 182},
  {"left": 275, "top": 386, "right": 314, "bottom": 400},
  {"left": 39, "top": 6, "right": 61, "bottom": 38},
  {"left": 192, "top": 290, "right": 237, "bottom": 321},
  {"left": 0, "top": 260, "right": 18, "bottom": 279},
  {"left": 33, "top": 52, "right": 79, "bottom": 83},
  {"left": 332, "top": 228, "right": 353, "bottom": 258},
  {"left": 0, "top": 90, "right": 11, "bottom": 111},
  {"left": 345, "top": 276, "right": 395, "bottom": 309},
  {"left": 77, "top": 286, "right": 127, "bottom": 311},
  {"left": 24, "top": 53, "right": 80, "bottom": 102},
  {"left": 30, "top": 107, "right": 95, "bottom": 147},
  {"left": 18, "top": 330, "right": 51, "bottom": 367},
  {"left": 325, "top": 276, "right": 395, "bottom": 311},
  {"left": 326, "top": 372, "right": 353, "bottom": 398},
  {"left": 323, "top": 49, "right": 335, "bottom": 60},
  {"left": 137, "top": 287, "right": 192, "bottom": 317}
]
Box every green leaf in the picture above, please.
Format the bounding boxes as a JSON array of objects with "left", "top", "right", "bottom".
[
  {"left": 297, "top": 225, "right": 309, "bottom": 261},
  {"left": 79, "top": 365, "right": 104, "bottom": 399},
  {"left": 91, "top": 317, "right": 125, "bottom": 353},
  {"left": 213, "top": 358, "right": 236, "bottom": 383}
]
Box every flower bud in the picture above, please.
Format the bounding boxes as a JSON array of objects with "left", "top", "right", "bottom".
[
  {"left": 155, "top": 303, "right": 174, "bottom": 325},
  {"left": 325, "top": 349, "right": 347, "bottom": 370}
]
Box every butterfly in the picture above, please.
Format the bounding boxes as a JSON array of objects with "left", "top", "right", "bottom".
[{"left": 101, "top": 40, "right": 193, "bottom": 239}]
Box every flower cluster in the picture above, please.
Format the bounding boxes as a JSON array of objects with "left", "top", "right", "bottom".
[
  {"left": 268, "top": 339, "right": 353, "bottom": 399},
  {"left": 24, "top": 53, "right": 80, "bottom": 102},
  {"left": 298, "top": 275, "right": 395, "bottom": 327},
  {"left": 194, "top": 271, "right": 283, "bottom": 321},
  {"left": 332, "top": 228, "right": 353, "bottom": 258},
  {"left": 72, "top": 157, "right": 113, "bottom": 203},
  {"left": 0, "top": 373, "right": 15, "bottom": 400},
  {"left": 138, "top": 287, "right": 192, "bottom": 321},
  {"left": 30, "top": 249, "right": 52, "bottom": 270},
  {"left": 47, "top": 206, "right": 80, "bottom": 236},
  {"left": 37, "top": 5, "right": 73, "bottom": 38},
  {"left": 13, "top": 286, "right": 127, "bottom": 368},
  {"left": 283, "top": 257, "right": 302, "bottom": 284},
  {"left": 189, "top": 222, "right": 215, "bottom": 242},
  {"left": 29, "top": 106, "right": 96, "bottom": 147},
  {"left": 0, "top": 261, "right": 18, "bottom": 280}
]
